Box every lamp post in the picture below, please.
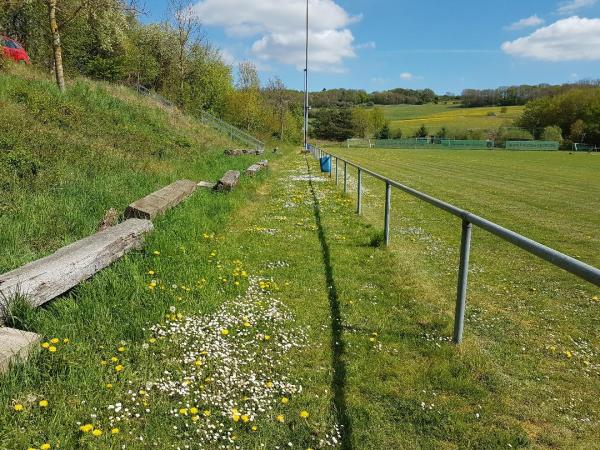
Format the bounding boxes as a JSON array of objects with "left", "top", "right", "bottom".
[{"left": 303, "top": 0, "right": 309, "bottom": 151}]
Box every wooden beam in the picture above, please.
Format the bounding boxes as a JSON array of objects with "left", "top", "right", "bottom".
[
  {"left": 245, "top": 160, "right": 269, "bottom": 176},
  {"left": 125, "top": 180, "right": 197, "bottom": 220},
  {"left": 0, "top": 328, "right": 41, "bottom": 374},
  {"left": 0, "top": 219, "right": 153, "bottom": 313},
  {"left": 215, "top": 170, "right": 240, "bottom": 192}
]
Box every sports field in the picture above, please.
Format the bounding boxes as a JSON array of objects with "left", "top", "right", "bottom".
[
  {"left": 371, "top": 104, "right": 525, "bottom": 136},
  {"left": 322, "top": 147, "right": 600, "bottom": 446}
]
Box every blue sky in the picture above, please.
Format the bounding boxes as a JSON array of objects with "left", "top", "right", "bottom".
[{"left": 141, "top": 0, "right": 600, "bottom": 94}]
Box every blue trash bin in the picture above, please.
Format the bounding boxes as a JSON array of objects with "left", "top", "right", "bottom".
[{"left": 320, "top": 156, "right": 331, "bottom": 173}]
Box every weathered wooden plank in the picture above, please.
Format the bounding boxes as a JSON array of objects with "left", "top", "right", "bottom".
[
  {"left": 225, "top": 149, "right": 264, "bottom": 156},
  {"left": 125, "top": 180, "right": 197, "bottom": 220},
  {"left": 0, "top": 219, "right": 153, "bottom": 312},
  {"left": 0, "top": 328, "right": 41, "bottom": 374},
  {"left": 245, "top": 160, "right": 269, "bottom": 176},
  {"left": 197, "top": 181, "right": 217, "bottom": 190},
  {"left": 215, "top": 170, "right": 240, "bottom": 192}
]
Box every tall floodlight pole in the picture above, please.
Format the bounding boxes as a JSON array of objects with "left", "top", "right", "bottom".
[{"left": 303, "top": 0, "right": 309, "bottom": 151}]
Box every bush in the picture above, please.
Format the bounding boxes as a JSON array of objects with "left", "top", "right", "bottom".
[
  {"left": 541, "top": 125, "right": 563, "bottom": 143},
  {"left": 500, "top": 107, "right": 508, "bottom": 114},
  {"left": 415, "top": 124, "right": 428, "bottom": 138},
  {"left": 496, "top": 128, "right": 534, "bottom": 146}
]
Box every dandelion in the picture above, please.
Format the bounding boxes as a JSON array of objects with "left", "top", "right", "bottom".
[
  {"left": 179, "top": 408, "right": 188, "bottom": 416},
  {"left": 153, "top": 251, "right": 160, "bottom": 256},
  {"left": 111, "top": 428, "right": 120, "bottom": 434},
  {"left": 251, "top": 425, "right": 258, "bottom": 432},
  {"left": 221, "top": 329, "right": 230, "bottom": 336},
  {"left": 190, "top": 407, "right": 198, "bottom": 415},
  {"left": 48, "top": 346, "right": 57, "bottom": 353},
  {"left": 111, "top": 357, "right": 119, "bottom": 363},
  {"left": 63, "top": 338, "right": 70, "bottom": 344},
  {"left": 148, "top": 270, "right": 155, "bottom": 275},
  {"left": 300, "top": 410, "right": 310, "bottom": 419},
  {"left": 241, "top": 415, "right": 250, "bottom": 423},
  {"left": 92, "top": 429, "right": 103, "bottom": 437},
  {"left": 80, "top": 424, "right": 94, "bottom": 433},
  {"left": 106, "top": 383, "right": 113, "bottom": 389},
  {"left": 203, "top": 409, "right": 211, "bottom": 417},
  {"left": 50, "top": 338, "right": 59, "bottom": 344},
  {"left": 41, "top": 342, "right": 50, "bottom": 349},
  {"left": 117, "top": 346, "right": 126, "bottom": 353},
  {"left": 14, "top": 404, "right": 24, "bottom": 412},
  {"left": 115, "top": 365, "right": 124, "bottom": 372},
  {"left": 232, "top": 408, "right": 241, "bottom": 422},
  {"left": 40, "top": 444, "right": 51, "bottom": 450},
  {"left": 38, "top": 400, "right": 49, "bottom": 408},
  {"left": 281, "top": 397, "right": 289, "bottom": 404},
  {"left": 276, "top": 414, "right": 285, "bottom": 423}
]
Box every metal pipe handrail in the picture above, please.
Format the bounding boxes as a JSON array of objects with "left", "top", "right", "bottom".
[{"left": 313, "top": 147, "right": 600, "bottom": 343}]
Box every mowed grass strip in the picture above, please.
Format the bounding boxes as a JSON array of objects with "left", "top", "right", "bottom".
[{"left": 322, "top": 147, "right": 600, "bottom": 447}]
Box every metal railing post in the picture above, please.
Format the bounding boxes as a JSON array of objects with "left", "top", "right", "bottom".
[
  {"left": 344, "top": 161, "right": 348, "bottom": 194},
  {"left": 335, "top": 158, "right": 339, "bottom": 185},
  {"left": 357, "top": 168, "right": 362, "bottom": 214},
  {"left": 384, "top": 182, "right": 391, "bottom": 246},
  {"left": 453, "top": 220, "right": 473, "bottom": 344}
]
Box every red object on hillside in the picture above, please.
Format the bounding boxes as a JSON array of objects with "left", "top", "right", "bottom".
[{"left": 1, "top": 36, "right": 30, "bottom": 64}]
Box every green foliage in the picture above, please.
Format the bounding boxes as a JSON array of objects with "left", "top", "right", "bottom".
[
  {"left": 541, "top": 125, "right": 563, "bottom": 143},
  {"left": 312, "top": 108, "right": 355, "bottom": 141},
  {"left": 415, "top": 124, "right": 429, "bottom": 137},
  {"left": 495, "top": 128, "right": 534, "bottom": 145},
  {"left": 517, "top": 87, "right": 600, "bottom": 145}
]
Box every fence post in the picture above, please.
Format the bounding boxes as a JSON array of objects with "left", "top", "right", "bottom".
[
  {"left": 344, "top": 161, "right": 348, "bottom": 194},
  {"left": 357, "top": 168, "right": 362, "bottom": 214},
  {"left": 453, "top": 220, "right": 473, "bottom": 344},
  {"left": 335, "top": 158, "right": 339, "bottom": 185},
  {"left": 384, "top": 182, "right": 391, "bottom": 246}
]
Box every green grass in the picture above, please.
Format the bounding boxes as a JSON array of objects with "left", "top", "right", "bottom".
[{"left": 369, "top": 104, "right": 525, "bottom": 136}]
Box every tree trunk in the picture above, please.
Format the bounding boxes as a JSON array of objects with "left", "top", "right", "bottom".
[
  {"left": 47, "top": 0, "right": 66, "bottom": 93},
  {"left": 279, "top": 108, "right": 285, "bottom": 141}
]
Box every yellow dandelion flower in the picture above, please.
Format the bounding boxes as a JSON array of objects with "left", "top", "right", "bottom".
[
  {"left": 50, "top": 338, "right": 59, "bottom": 344},
  {"left": 111, "top": 357, "right": 119, "bottom": 363},
  {"left": 148, "top": 270, "right": 155, "bottom": 275},
  {"left": 251, "top": 425, "right": 258, "bottom": 432},
  {"left": 179, "top": 408, "right": 188, "bottom": 416},
  {"left": 14, "top": 404, "right": 24, "bottom": 412},
  {"left": 264, "top": 335, "right": 271, "bottom": 341},
  {"left": 194, "top": 359, "right": 203, "bottom": 367},
  {"left": 106, "top": 383, "right": 113, "bottom": 389},
  {"left": 266, "top": 381, "right": 274, "bottom": 388},
  {"left": 276, "top": 414, "right": 285, "bottom": 423},
  {"left": 148, "top": 338, "right": 157, "bottom": 343},
  {"left": 38, "top": 400, "right": 49, "bottom": 408},
  {"left": 190, "top": 407, "right": 199, "bottom": 415},
  {"left": 221, "top": 329, "right": 230, "bottom": 336},
  {"left": 40, "top": 444, "right": 51, "bottom": 450},
  {"left": 115, "top": 365, "right": 124, "bottom": 372},
  {"left": 191, "top": 415, "right": 200, "bottom": 422},
  {"left": 41, "top": 342, "right": 50, "bottom": 349},
  {"left": 241, "top": 415, "right": 250, "bottom": 423},
  {"left": 281, "top": 397, "right": 289, "bottom": 404},
  {"left": 117, "top": 347, "right": 125, "bottom": 353},
  {"left": 300, "top": 410, "right": 310, "bottom": 419},
  {"left": 153, "top": 251, "right": 160, "bottom": 256},
  {"left": 48, "top": 346, "right": 57, "bottom": 353},
  {"left": 111, "top": 428, "right": 120, "bottom": 434},
  {"left": 63, "top": 338, "right": 70, "bottom": 344},
  {"left": 80, "top": 424, "right": 94, "bottom": 433},
  {"left": 92, "top": 429, "right": 103, "bottom": 437}
]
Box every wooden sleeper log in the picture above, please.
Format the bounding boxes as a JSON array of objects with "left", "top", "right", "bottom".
[
  {"left": 125, "top": 180, "right": 197, "bottom": 220},
  {"left": 0, "top": 219, "right": 153, "bottom": 314},
  {"left": 245, "top": 160, "right": 269, "bottom": 176},
  {"left": 215, "top": 170, "right": 240, "bottom": 192}
]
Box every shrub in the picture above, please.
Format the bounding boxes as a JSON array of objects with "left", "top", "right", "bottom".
[
  {"left": 415, "top": 124, "right": 428, "bottom": 138},
  {"left": 541, "top": 125, "right": 563, "bottom": 143}
]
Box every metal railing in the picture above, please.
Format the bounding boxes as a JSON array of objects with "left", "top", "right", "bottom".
[
  {"left": 310, "top": 146, "right": 600, "bottom": 344},
  {"left": 132, "top": 84, "right": 264, "bottom": 151},
  {"left": 198, "top": 110, "right": 265, "bottom": 151}
]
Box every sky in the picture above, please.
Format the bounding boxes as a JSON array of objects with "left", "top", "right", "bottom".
[{"left": 141, "top": 0, "right": 600, "bottom": 94}]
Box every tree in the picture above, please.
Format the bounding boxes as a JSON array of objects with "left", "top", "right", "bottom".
[
  {"left": 312, "top": 108, "right": 355, "bottom": 141},
  {"left": 377, "top": 123, "right": 391, "bottom": 140},
  {"left": 541, "top": 126, "right": 563, "bottom": 143},
  {"left": 265, "top": 76, "right": 289, "bottom": 140},
  {"left": 570, "top": 119, "right": 586, "bottom": 143},
  {"left": 237, "top": 61, "right": 260, "bottom": 90},
  {"left": 46, "top": 0, "right": 65, "bottom": 92},
  {"left": 415, "top": 124, "right": 428, "bottom": 138},
  {"left": 351, "top": 108, "right": 371, "bottom": 138},
  {"left": 169, "top": 0, "right": 200, "bottom": 107}
]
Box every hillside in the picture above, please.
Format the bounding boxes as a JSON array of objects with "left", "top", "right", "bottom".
[{"left": 0, "top": 66, "right": 240, "bottom": 273}]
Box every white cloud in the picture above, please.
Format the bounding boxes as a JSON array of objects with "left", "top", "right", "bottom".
[
  {"left": 193, "top": 0, "right": 360, "bottom": 72},
  {"left": 505, "top": 15, "right": 545, "bottom": 30},
  {"left": 557, "top": 0, "right": 597, "bottom": 14},
  {"left": 501, "top": 16, "right": 600, "bottom": 61},
  {"left": 356, "top": 41, "right": 376, "bottom": 50},
  {"left": 400, "top": 72, "right": 423, "bottom": 81}
]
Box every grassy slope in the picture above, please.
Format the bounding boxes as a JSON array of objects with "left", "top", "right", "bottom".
[
  {"left": 370, "top": 104, "right": 525, "bottom": 135},
  {"left": 0, "top": 66, "right": 234, "bottom": 273}
]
